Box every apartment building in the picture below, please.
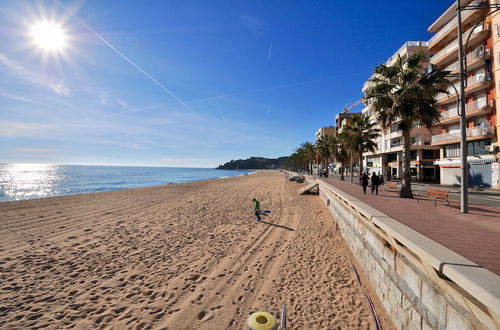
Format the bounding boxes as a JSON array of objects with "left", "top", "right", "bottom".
[
  {"left": 315, "top": 126, "right": 336, "bottom": 141},
  {"left": 335, "top": 112, "right": 358, "bottom": 132},
  {"left": 362, "top": 41, "right": 440, "bottom": 182},
  {"left": 429, "top": 0, "right": 499, "bottom": 188}
]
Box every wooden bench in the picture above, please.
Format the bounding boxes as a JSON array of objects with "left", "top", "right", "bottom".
[
  {"left": 383, "top": 182, "right": 399, "bottom": 194},
  {"left": 416, "top": 189, "right": 449, "bottom": 207}
]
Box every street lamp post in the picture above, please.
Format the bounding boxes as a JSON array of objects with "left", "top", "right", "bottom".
[
  {"left": 456, "top": 1, "right": 468, "bottom": 213},
  {"left": 454, "top": 0, "right": 500, "bottom": 213}
]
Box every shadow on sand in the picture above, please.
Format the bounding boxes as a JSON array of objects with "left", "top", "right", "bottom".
[{"left": 259, "top": 219, "right": 295, "bottom": 231}]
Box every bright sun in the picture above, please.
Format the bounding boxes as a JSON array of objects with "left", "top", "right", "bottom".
[{"left": 31, "top": 21, "right": 67, "bottom": 52}]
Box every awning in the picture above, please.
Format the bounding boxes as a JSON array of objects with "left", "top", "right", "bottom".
[
  {"left": 467, "top": 155, "right": 497, "bottom": 164},
  {"left": 434, "top": 155, "right": 497, "bottom": 166}
]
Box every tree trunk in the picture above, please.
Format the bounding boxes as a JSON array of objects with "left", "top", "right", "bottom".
[
  {"left": 358, "top": 150, "right": 364, "bottom": 185},
  {"left": 359, "top": 151, "right": 363, "bottom": 175},
  {"left": 349, "top": 152, "right": 354, "bottom": 183},
  {"left": 400, "top": 129, "right": 413, "bottom": 198},
  {"left": 340, "top": 167, "right": 345, "bottom": 181}
]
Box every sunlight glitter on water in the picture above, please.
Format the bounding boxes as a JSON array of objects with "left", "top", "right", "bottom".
[{"left": 0, "top": 163, "right": 66, "bottom": 201}]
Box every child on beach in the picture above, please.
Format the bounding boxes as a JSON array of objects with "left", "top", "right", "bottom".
[{"left": 252, "top": 198, "right": 261, "bottom": 221}]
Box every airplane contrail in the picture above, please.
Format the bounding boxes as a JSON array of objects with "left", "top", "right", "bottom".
[
  {"left": 55, "top": 1, "right": 197, "bottom": 114},
  {"left": 268, "top": 42, "right": 272, "bottom": 60}
]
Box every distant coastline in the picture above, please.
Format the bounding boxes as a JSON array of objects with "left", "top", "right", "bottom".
[{"left": 216, "top": 156, "right": 288, "bottom": 170}]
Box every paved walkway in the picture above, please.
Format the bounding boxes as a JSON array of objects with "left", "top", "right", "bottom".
[{"left": 321, "top": 177, "right": 500, "bottom": 276}]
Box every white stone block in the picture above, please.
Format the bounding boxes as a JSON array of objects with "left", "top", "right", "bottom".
[
  {"left": 383, "top": 244, "right": 396, "bottom": 269},
  {"left": 446, "top": 306, "right": 473, "bottom": 330},
  {"left": 395, "top": 256, "right": 421, "bottom": 302},
  {"left": 422, "top": 281, "right": 446, "bottom": 328}
]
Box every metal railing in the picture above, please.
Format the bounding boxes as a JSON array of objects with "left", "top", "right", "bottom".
[
  {"left": 430, "top": 22, "right": 488, "bottom": 63},
  {"left": 467, "top": 72, "right": 492, "bottom": 86},
  {"left": 439, "top": 98, "right": 490, "bottom": 119},
  {"left": 466, "top": 47, "right": 490, "bottom": 62},
  {"left": 432, "top": 124, "right": 493, "bottom": 143},
  {"left": 384, "top": 41, "right": 429, "bottom": 66},
  {"left": 428, "top": 0, "right": 482, "bottom": 45}
]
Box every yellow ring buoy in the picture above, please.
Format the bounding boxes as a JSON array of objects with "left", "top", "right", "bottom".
[{"left": 247, "top": 312, "right": 277, "bottom": 330}]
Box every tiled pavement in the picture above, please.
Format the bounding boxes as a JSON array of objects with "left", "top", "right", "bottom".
[{"left": 321, "top": 177, "right": 500, "bottom": 276}]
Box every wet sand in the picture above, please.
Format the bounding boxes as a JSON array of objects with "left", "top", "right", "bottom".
[{"left": 0, "top": 170, "right": 392, "bottom": 329}]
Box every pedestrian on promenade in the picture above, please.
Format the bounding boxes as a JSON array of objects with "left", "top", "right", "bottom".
[
  {"left": 252, "top": 198, "right": 261, "bottom": 221},
  {"left": 371, "top": 172, "right": 380, "bottom": 195},
  {"left": 361, "top": 173, "right": 369, "bottom": 194},
  {"left": 378, "top": 172, "right": 384, "bottom": 186}
]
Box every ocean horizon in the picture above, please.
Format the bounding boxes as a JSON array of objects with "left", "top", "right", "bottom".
[{"left": 0, "top": 163, "right": 254, "bottom": 202}]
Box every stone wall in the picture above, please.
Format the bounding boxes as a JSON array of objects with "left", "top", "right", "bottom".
[{"left": 318, "top": 180, "right": 500, "bottom": 330}]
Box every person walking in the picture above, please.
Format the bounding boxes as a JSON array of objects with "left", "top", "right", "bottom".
[
  {"left": 361, "top": 173, "right": 369, "bottom": 194},
  {"left": 378, "top": 172, "right": 384, "bottom": 186},
  {"left": 252, "top": 198, "right": 261, "bottom": 221},
  {"left": 371, "top": 172, "right": 380, "bottom": 195}
]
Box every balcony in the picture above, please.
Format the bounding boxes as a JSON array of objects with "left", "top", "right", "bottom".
[
  {"left": 430, "top": 23, "right": 490, "bottom": 67},
  {"left": 439, "top": 99, "right": 493, "bottom": 125},
  {"left": 435, "top": 73, "right": 492, "bottom": 105},
  {"left": 441, "top": 48, "right": 491, "bottom": 76},
  {"left": 431, "top": 124, "right": 494, "bottom": 146},
  {"left": 466, "top": 72, "right": 492, "bottom": 94},
  {"left": 428, "top": 0, "right": 489, "bottom": 52},
  {"left": 467, "top": 47, "right": 491, "bottom": 71}
]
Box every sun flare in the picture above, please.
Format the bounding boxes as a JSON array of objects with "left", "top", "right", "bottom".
[{"left": 30, "top": 21, "right": 67, "bottom": 52}]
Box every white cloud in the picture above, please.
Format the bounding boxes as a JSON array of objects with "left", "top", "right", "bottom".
[
  {"left": 50, "top": 82, "right": 71, "bottom": 95},
  {"left": 0, "top": 52, "right": 71, "bottom": 95},
  {"left": 130, "top": 144, "right": 146, "bottom": 150},
  {"left": 115, "top": 97, "right": 129, "bottom": 109},
  {"left": 9, "top": 147, "right": 62, "bottom": 153},
  {"left": 0, "top": 121, "right": 56, "bottom": 137}
]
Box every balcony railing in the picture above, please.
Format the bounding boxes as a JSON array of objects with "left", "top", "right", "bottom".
[
  {"left": 440, "top": 99, "right": 490, "bottom": 120},
  {"left": 428, "top": 0, "right": 484, "bottom": 46},
  {"left": 430, "top": 23, "right": 488, "bottom": 64},
  {"left": 432, "top": 124, "right": 493, "bottom": 143},
  {"left": 431, "top": 41, "right": 458, "bottom": 63},
  {"left": 467, "top": 72, "right": 492, "bottom": 86},
  {"left": 466, "top": 47, "right": 490, "bottom": 63}
]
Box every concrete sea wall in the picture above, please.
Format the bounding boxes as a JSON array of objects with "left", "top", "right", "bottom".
[{"left": 317, "top": 180, "right": 500, "bottom": 329}]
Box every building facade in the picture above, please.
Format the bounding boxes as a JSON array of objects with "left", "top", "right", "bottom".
[
  {"left": 315, "top": 126, "right": 336, "bottom": 141},
  {"left": 362, "top": 41, "right": 440, "bottom": 182},
  {"left": 428, "top": 0, "right": 499, "bottom": 187}
]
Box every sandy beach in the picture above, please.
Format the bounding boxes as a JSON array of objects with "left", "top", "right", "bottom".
[{"left": 0, "top": 170, "right": 392, "bottom": 329}]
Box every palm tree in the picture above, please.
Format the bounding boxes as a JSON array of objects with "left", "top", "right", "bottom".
[
  {"left": 315, "top": 134, "right": 336, "bottom": 170},
  {"left": 347, "top": 114, "right": 380, "bottom": 176},
  {"left": 298, "top": 142, "right": 317, "bottom": 173},
  {"left": 363, "top": 52, "right": 447, "bottom": 198},
  {"left": 332, "top": 133, "right": 350, "bottom": 181}
]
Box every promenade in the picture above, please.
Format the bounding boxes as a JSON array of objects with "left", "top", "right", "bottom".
[{"left": 321, "top": 177, "right": 500, "bottom": 276}]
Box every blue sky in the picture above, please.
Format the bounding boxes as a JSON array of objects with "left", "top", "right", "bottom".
[{"left": 0, "top": 0, "right": 451, "bottom": 167}]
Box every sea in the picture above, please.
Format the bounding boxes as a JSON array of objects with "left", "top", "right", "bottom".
[{"left": 0, "top": 164, "right": 254, "bottom": 203}]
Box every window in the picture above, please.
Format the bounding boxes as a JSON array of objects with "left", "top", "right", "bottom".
[
  {"left": 411, "top": 135, "right": 421, "bottom": 145},
  {"left": 391, "top": 138, "right": 401, "bottom": 147},
  {"left": 385, "top": 139, "right": 390, "bottom": 149},
  {"left": 496, "top": 23, "right": 500, "bottom": 36},
  {"left": 410, "top": 151, "right": 417, "bottom": 160},
  {"left": 444, "top": 139, "right": 492, "bottom": 157},
  {"left": 423, "top": 150, "right": 435, "bottom": 159},
  {"left": 387, "top": 154, "right": 398, "bottom": 162},
  {"left": 444, "top": 143, "right": 460, "bottom": 157},
  {"left": 468, "top": 139, "right": 491, "bottom": 156}
]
